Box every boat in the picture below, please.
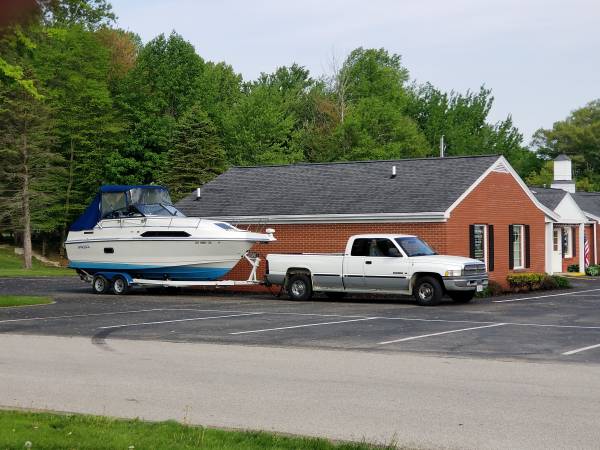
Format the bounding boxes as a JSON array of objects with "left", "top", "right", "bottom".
[{"left": 65, "top": 185, "right": 275, "bottom": 283}]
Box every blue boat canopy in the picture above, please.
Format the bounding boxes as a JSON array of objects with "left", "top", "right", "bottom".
[{"left": 69, "top": 185, "right": 181, "bottom": 231}]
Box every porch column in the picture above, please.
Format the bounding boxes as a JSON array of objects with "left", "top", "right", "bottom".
[
  {"left": 579, "top": 223, "right": 585, "bottom": 271},
  {"left": 595, "top": 223, "right": 598, "bottom": 265},
  {"left": 545, "top": 222, "right": 553, "bottom": 274}
]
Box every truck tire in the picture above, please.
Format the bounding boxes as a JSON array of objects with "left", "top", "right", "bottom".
[
  {"left": 449, "top": 291, "right": 475, "bottom": 303},
  {"left": 287, "top": 274, "right": 313, "bottom": 301},
  {"left": 413, "top": 276, "right": 443, "bottom": 306}
]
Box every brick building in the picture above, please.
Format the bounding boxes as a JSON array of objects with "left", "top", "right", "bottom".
[{"left": 177, "top": 155, "right": 563, "bottom": 288}]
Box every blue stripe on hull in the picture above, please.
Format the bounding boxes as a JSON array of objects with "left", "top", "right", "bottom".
[{"left": 69, "top": 261, "right": 230, "bottom": 281}]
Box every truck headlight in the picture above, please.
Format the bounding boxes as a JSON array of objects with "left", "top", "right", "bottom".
[{"left": 444, "top": 269, "right": 462, "bottom": 277}]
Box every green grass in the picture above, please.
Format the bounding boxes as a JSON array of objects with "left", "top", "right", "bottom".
[
  {"left": 0, "top": 247, "right": 74, "bottom": 277},
  {"left": 0, "top": 296, "right": 53, "bottom": 307},
  {"left": 0, "top": 410, "right": 397, "bottom": 450}
]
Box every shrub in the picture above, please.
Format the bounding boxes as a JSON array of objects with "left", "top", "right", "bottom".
[
  {"left": 475, "top": 280, "right": 504, "bottom": 298},
  {"left": 506, "top": 273, "right": 545, "bottom": 291},
  {"left": 585, "top": 265, "right": 600, "bottom": 276},
  {"left": 552, "top": 275, "right": 571, "bottom": 288},
  {"left": 567, "top": 264, "right": 580, "bottom": 272},
  {"left": 540, "top": 275, "right": 558, "bottom": 290}
]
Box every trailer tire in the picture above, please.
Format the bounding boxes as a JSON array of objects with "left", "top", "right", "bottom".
[
  {"left": 413, "top": 276, "right": 443, "bottom": 306},
  {"left": 287, "top": 274, "right": 313, "bottom": 301},
  {"left": 92, "top": 275, "right": 109, "bottom": 295},
  {"left": 112, "top": 275, "right": 129, "bottom": 295}
]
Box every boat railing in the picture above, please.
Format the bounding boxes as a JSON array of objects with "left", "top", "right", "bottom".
[{"left": 100, "top": 216, "right": 204, "bottom": 229}]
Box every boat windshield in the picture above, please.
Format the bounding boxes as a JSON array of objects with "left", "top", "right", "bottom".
[{"left": 101, "top": 187, "right": 186, "bottom": 219}]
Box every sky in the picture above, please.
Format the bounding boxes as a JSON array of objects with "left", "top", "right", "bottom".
[{"left": 111, "top": 0, "right": 600, "bottom": 144}]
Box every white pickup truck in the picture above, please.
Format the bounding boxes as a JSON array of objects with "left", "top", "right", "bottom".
[{"left": 265, "top": 234, "right": 488, "bottom": 306}]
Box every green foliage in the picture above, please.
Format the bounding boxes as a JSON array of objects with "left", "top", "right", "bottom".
[
  {"left": 0, "top": 410, "right": 391, "bottom": 450},
  {"left": 552, "top": 275, "right": 571, "bottom": 288},
  {"left": 161, "top": 105, "right": 227, "bottom": 201},
  {"left": 476, "top": 280, "right": 504, "bottom": 297},
  {"left": 533, "top": 99, "right": 600, "bottom": 190},
  {"left": 585, "top": 265, "right": 600, "bottom": 276},
  {"left": 567, "top": 264, "right": 579, "bottom": 273},
  {"left": 41, "top": 0, "right": 116, "bottom": 29},
  {"left": 0, "top": 295, "right": 53, "bottom": 307},
  {"left": 0, "top": 247, "right": 73, "bottom": 276}
]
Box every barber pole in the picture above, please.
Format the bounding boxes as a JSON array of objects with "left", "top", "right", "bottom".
[{"left": 585, "top": 236, "right": 591, "bottom": 268}]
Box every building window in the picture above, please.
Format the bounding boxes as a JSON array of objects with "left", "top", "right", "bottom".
[
  {"left": 562, "top": 227, "right": 573, "bottom": 258},
  {"left": 512, "top": 225, "right": 525, "bottom": 269},
  {"left": 553, "top": 229, "right": 561, "bottom": 252},
  {"left": 473, "top": 224, "right": 487, "bottom": 265}
]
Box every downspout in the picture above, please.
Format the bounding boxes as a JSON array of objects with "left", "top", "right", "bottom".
[
  {"left": 579, "top": 223, "right": 585, "bottom": 271},
  {"left": 595, "top": 222, "right": 598, "bottom": 265}
]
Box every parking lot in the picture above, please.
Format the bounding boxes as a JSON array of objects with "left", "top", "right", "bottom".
[{"left": 2, "top": 275, "right": 600, "bottom": 363}]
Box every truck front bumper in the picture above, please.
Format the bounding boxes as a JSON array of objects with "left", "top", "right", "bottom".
[{"left": 443, "top": 275, "right": 488, "bottom": 291}]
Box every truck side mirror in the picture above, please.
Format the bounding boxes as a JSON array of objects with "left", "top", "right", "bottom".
[{"left": 388, "top": 248, "right": 401, "bottom": 257}]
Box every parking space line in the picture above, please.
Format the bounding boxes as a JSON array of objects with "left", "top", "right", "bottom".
[
  {"left": 493, "top": 288, "right": 600, "bottom": 303},
  {"left": 562, "top": 343, "right": 600, "bottom": 356},
  {"left": 0, "top": 308, "right": 167, "bottom": 324},
  {"left": 98, "top": 313, "right": 262, "bottom": 330},
  {"left": 229, "top": 317, "right": 378, "bottom": 335},
  {"left": 378, "top": 323, "right": 506, "bottom": 345}
]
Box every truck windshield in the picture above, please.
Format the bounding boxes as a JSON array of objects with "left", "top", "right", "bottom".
[{"left": 395, "top": 237, "right": 437, "bottom": 257}]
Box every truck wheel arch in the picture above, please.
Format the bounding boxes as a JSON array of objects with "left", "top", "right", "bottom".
[
  {"left": 285, "top": 267, "right": 312, "bottom": 286},
  {"left": 411, "top": 272, "right": 445, "bottom": 292}
]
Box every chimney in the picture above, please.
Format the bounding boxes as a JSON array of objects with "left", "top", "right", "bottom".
[{"left": 551, "top": 154, "right": 575, "bottom": 193}]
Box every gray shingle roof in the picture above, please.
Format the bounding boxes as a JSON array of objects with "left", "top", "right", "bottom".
[
  {"left": 530, "top": 187, "right": 568, "bottom": 210},
  {"left": 573, "top": 192, "right": 600, "bottom": 218},
  {"left": 555, "top": 154, "right": 571, "bottom": 161},
  {"left": 176, "top": 155, "right": 501, "bottom": 218}
]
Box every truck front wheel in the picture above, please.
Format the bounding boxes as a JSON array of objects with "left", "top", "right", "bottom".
[
  {"left": 287, "top": 274, "right": 313, "bottom": 301},
  {"left": 413, "top": 276, "right": 443, "bottom": 306}
]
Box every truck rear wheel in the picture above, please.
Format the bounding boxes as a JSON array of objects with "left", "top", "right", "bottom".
[
  {"left": 413, "top": 276, "right": 443, "bottom": 306},
  {"left": 287, "top": 274, "right": 313, "bottom": 301},
  {"left": 449, "top": 291, "right": 475, "bottom": 303}
]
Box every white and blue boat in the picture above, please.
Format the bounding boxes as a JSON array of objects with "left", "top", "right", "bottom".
[{"left": 65, "top": 185, "right": 274, "bottom": 287}]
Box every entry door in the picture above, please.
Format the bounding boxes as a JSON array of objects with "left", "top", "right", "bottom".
[{"left": 552, "top": 228, "right": 563, "bottom": 273}]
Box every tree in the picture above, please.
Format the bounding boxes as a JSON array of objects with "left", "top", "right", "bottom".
[
  {"left": 532, "top": 100, "right": 600, "bottom": 187},
  {"left": 116, "top": 32, "right": 205, "bottom": 182},
  {"left": 41, "top": 0, "right": 116, "bottom": 29},
  {"left": 0, "top": 84, "right": 63, "bottom": 267},
  {"left": 161, "top": 105, "right": 226, "bottom": 201}
]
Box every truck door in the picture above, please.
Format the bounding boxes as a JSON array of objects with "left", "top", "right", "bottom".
[
  {"left": 342, "top": 238, "right": 369, "bottom": 289},
  {"left": 363, "top": 238, "right": 410, "bottom": 291}
]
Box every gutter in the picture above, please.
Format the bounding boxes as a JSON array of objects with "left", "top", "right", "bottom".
[{"left": 200, "top": 212, "right": 448, "bottom": 224}]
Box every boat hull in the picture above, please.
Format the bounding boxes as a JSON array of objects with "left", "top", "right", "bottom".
[{"left": 66, "top": 238, "right": 255, "bottom": 281}]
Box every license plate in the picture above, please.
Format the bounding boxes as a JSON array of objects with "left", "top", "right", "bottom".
[{"left": 476, "top": 285, "right": 484, "bottom": 292}]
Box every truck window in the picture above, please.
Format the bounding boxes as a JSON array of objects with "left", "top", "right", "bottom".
[
  {"left": 351, "top": 239, "right": 370, "bottom": 256},
  {"left": 351, "top": 238, "right": 400, "bottom": 257}
]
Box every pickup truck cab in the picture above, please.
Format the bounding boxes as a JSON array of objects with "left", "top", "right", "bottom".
[{"left": 265, "top": 234, "right": 488, "bottom": 306}]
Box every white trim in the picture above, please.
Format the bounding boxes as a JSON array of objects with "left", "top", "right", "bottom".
[
  {"left": 201, "top": 212, "right": 448, "bottom": 224},
  {"left": 445, "top": 156, "right": 560, "bottom": 221},
  {"left": 579, "top": 222, "right": 585, "bottom": 270},
  {"left": 512, "top": 224, "right": 525, "bottom": 269}
]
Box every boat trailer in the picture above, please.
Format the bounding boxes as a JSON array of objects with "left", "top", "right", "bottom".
[{"left": 77, "top": 253, "right": 263, "bottom": 295}]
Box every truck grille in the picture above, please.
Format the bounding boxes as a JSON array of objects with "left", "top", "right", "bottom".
[{"left": 464, "top": 263, "right": 486, "bottom": 275}]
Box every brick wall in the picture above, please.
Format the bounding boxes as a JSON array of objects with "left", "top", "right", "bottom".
[{"left": 446, "top": 171, "right": 547, "bottom": 286}]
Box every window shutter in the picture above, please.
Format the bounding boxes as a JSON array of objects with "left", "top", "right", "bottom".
[
  {"left": 508, "top": 225, "right": 514, "bottom": 270},
  {"left": 488, "top": 225, "right": 494, "bottom": 272},
  {"left": 572, "top": 228, "right": 577, "bottom": 257},
  {"left": 525, "top": 224, "right": 531, "bottom": 268},
  {"left": 469, "top": 225, "right": 475, "bottom": 259}
]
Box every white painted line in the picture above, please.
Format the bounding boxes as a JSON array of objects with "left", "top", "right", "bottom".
[
  {"left": 230, "top": 317, "right": 379, "bottom": 335},
  {"left": 562, "top": 343, "right": 600, "bottom": 356},
  {"left": 99, "top": 313, "right": 261, "bottom": 330},
  {"left": 493, "top": 288, "right": 600, "bottom": 303},
  {"left": 378, "top": 323, "right": 506, "bottom": 345},
  {"left": 0, "top": 308, "right": 167, "bottom": 324}
]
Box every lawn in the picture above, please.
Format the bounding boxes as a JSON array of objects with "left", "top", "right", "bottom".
[
  {"left": 0, "top": 410, "right": 396, "bottom": 450},
  {"left": 0, "top": 247, "right": 74, "bottom": 277},
  {"left": 0, "top": 296, "right": 53, "bottom": 307}
]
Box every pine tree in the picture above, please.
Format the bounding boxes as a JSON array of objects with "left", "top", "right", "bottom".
[{"left": 161, "top": 105, "right": 227, "bottom": 201}]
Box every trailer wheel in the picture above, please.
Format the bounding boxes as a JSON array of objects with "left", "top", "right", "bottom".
[
  {"left": 112, "top": 275, "right": 129, "bottom": 295},
  {"left": 92, "top": 275, "right": 109, "bottom": 295},
  {"left": 287, "top": 274, "right": 313, "bottom": 301},
  {"left": 413, "top": 276, "right": 443, "bottom": 306}
]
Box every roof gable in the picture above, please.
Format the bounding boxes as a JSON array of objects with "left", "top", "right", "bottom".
[{"left": 176, "top": 155, "right": 501, "bottom": 219}]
